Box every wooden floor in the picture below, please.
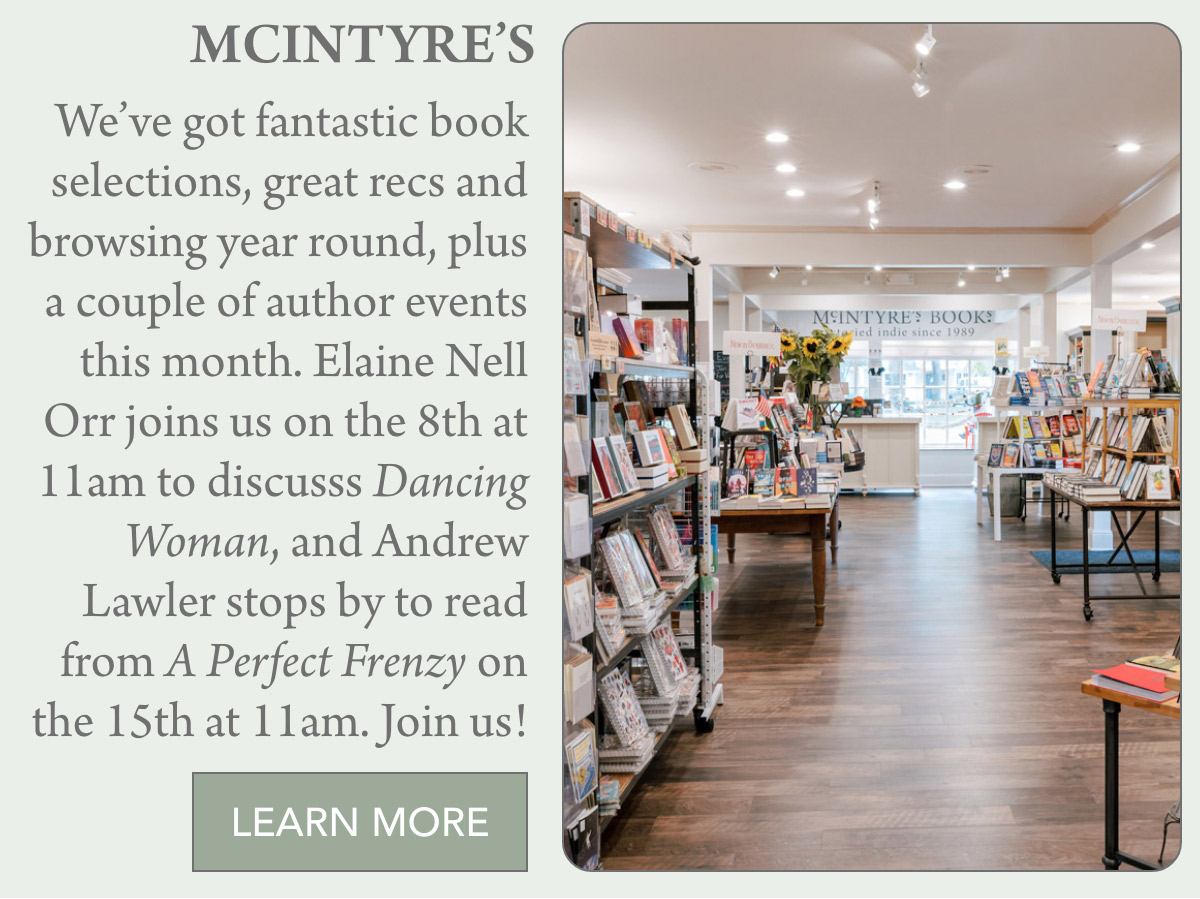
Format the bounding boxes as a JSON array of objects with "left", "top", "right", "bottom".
[{"left": 605, "top": 488, "right": 1182, "bottom": 870}]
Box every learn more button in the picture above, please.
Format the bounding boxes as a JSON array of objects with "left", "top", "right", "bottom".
[{"left": 192, "top": 772, "right": 526, "bottom": 872}]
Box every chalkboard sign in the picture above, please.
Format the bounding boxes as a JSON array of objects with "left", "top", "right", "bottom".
[{"left": 713, "top": 350, "right": 730, "bottom": 402}]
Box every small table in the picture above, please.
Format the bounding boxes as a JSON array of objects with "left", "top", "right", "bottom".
[
  {"left": 715, "top": 503, "right": 833, "bottom": 626},
  {"left": 1046, "top": 484, "right": 1181, "bottom": 620},
  {"left": 975, "top": 460, "right": 1057, "bottom": 541},
  {"left": 1080, "top": 679, "right": 1180, "bottom": 870}
]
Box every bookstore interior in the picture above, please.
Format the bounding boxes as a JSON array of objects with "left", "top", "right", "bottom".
[{"left": 561, "top": 24, "right": 1183, "bottom": 871}]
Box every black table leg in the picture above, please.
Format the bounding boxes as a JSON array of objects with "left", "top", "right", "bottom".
[
  {"left": 1102, "top": 698, "right": 1121, "bottom": 869},
  {"left": 1050, "top": 491, "right": 1060, "bottom": 583},
  {"left": 1082, "top": 508, "right": 1092, "bottom": 620},
  {"left": 1154, "top": 511, "right": 1161, "bottom": 581}
]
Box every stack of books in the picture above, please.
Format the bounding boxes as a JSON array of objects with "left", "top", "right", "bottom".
[{"left": 1091, "top": 659, "right": 1180, "bottom": 702}]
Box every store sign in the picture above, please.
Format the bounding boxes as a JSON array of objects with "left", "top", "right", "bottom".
[
  {"left": 1092, "top": 308, "right": 1147, "bottom": 332},
  {"left": 723, "top": 330, "right": 782, "bottom": 356},
  {"left": 788, "top": 309, "right": 1007, "bottom": 341}
]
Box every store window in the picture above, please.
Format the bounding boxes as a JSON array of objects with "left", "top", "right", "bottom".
[{"left": 880, "top": 357, "right": 994, "bottom": 448}]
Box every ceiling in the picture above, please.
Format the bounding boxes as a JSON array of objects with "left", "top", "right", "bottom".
[
  {"left": 1061, "top": 227, "right": 1180, "bottom": 308},
  {"left": 564, "top": 23, "right": 1180, "bottom": 237}
]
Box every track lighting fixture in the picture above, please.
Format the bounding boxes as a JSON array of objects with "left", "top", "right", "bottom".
[
  {"left": 769, "top": 265, "right": 780, "bottom": 278},
  {"left": 864, "top": 273, "right": 872, "bottom": 286},
  {"left": 911, "top": 60, "right": 930, "bottom": 98},
  {"left": 957, "top": 273, "right": 966, "bottom": 288},
  {"left": 805, "top": 264, "right": 813, "bottom": 271},
  {"left": 866, "top": 181, "right": 882, "bottom": 229},
  {"left": 995, "top": 269, "right": 1003, "bottom": 283},
  {"left": 1002, "top": 266, "right": 1011, "bottom": 279},
  {"left": 869, "top": 217, "right": 879, "bottom": 229},
  {"left": 916, "top": 25, "right": 936, "bottom": 57}
]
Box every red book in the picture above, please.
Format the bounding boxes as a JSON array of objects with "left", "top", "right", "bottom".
[{"left": 1090, "top": 663, "right": 1178, "bottom": 701}]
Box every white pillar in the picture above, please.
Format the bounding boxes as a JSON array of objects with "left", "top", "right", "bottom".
[
  {"left": 1018, "top": 306, "right": 1032, "bottom": 369},
  {"left": 728, "top": 291, "right": 746, "bottom": 398},
  {"left": 1089, "top": 264, "right": 1114, "bottom": 551},
  {"left": 1041, "top": 291, "right": 1059, "bottom": 362},
  {"left": 693, "top": 262, "right": 714, "bottom": 373},
  {"left": 747, "top": 305, "right": 763, "bottom": 333}
]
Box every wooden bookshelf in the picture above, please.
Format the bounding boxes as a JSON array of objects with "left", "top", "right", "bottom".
[{"left": 1081, "top": 397, "right": 1180, "bottom": 483}]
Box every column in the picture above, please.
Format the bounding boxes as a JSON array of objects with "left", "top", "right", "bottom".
[
  {"left": 1018, "top": 305, "right": 1032, "bottom": 369},
  {"left": 1089, "top": 264, "right": 1114, "bottom": 551},
  {"left": 1041, "top": 291, "right": 1059, "bottom": 362},
  {"left": 727, "top": 291, "right": 746, "bottom": 398},
  {"left": 692, "top": 262, "right": 714, "bottom": 375}
]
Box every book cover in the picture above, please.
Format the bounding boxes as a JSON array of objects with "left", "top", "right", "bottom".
[
  {"left": 987, "top": 444, "right": 1005, "bottom": 467},
  {"left": 777, "top": 466, "right": 799, "bottom": 497},
  {"left": 1066, "top": 373, "right": 1082, "bottom": 397},
  {"left": 1047, "top": 416, "right": 1062, "bottom": 437},
  {"left": 564, "top": 420, "right": 588, "bottom": 477},
  {"left": 1020, "top": 416, "right": 1034, "bottom": 439},
  {"left": 744, "top": 448, "right": 766, "bottom": 470},
  {"left": 753, "top": 467, "right": 777, "bottom": 496},
  {"left": 611, "top": 316, "right": 644, "bottom": 359},
  {"left": 1028, "top": 370, "right": 1043, "bottom": 391},
  {"left": 725, "top": 468, "right": 749, "bottom": 498},
  {"left": 1001, "top": 444, "right": 1020, "bottom": 468},
  {"left": 632, "top": 529, "right": 663, "bottom": 589},
  {"left": 1086, "top": 360, "right": 1106, "bottom": 395},
  {"left": 563, "top": 572, "right": 593, "bottom": 640},
  {"left": 1029, "top": 416, "right": 1046, "bottom": 438},
  {"left": 608, "top": 436, "right": 641, "bottom": 495},
  {"left": 1091, "top": 663, "right": 1178, "bottom": 701},
  {"left": 632, "top": 429, "right": 667, "bottom": 467},
  {"left": 565, "top": 727, "right": 598, "bottom": 801},
  {"left": 668, "top": 404, "right": 699, "bottom": 449},
  {"left": 795, "top": 467, "right": 817, "bottom": 496},
  {"left": 1014, "top": 372, "right": 1032, "bottom": 396},
  {"left": 1062, "top": 413, "right": 1080, "bottom": 436},
  {"left": 591, "top": 438, "right": 621, "bottom": 498},
  {"left": 1146, "top": 463, "right": 1172, "bottom": 500}
]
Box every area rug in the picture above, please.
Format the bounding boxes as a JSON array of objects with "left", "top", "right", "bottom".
[{"left": 1030, "top": 549, "right": 1181, "bottom": 573}]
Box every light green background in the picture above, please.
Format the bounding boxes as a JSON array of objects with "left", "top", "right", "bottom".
[
  {"left": 2, "top": 2, "right": 1197, "bottom": 897},
  {"left": 192, "top": 772, "right": 526, "bottom": 871}
]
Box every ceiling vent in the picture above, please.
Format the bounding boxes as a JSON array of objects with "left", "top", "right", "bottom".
[{"left": 688, "top": 161, "right": 737, "bottom": 173}]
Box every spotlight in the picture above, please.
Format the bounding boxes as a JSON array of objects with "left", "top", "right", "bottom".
[
  {"left": 765, "top": 131, "right": 788, "bottom": 143},
  {"left": 1117, "top": 142, "right": 1141, "bottom": 153},
  {"left": 916, "top": 24, "right": 936, "bottom": 57},
  {"left": 967, "top": 265, "right": 976, "bottom": 271},
  {"left": 1002, "top": 266, "right": 1011, "bottom": 279},
  {"left": 912, "top": 60, "right": 930, "bottom": 98},
  {"left": 867, "top": 198, "right": 878, "bottom": 214},
  {"left": 995, "top": 269, "right": 1003, "bottom": 283},
  {"left": 786, "top": 188, "right": 805, "bottom": 198},
  {"left": 769, "top": 265, "right": 780, "bottom": 278},
  {"left": 805, "top": 264, "right": 813, "bottom": 271},
  {"left": 1141, "top": 241, "right": 1156, "bottom": 250},
  {"left": 957, "top": 273, "right": 967, "bottom": 288},
  {"left": 776, "top": 163, "right": 797, "bottom": 173},
  {"left": 943, "top": 180, "right": 966, "bottom": 190},
  {"left": 869, "top": 216, "right": 879, "bottom": 228},
  {"left": 874, "top": 265, "right": 883, "bottom": 272}
]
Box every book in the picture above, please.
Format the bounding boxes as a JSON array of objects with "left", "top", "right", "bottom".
[
  {"left": 725, "top": 468, "right": 749, "bottom": 498},
  {"left": 752, "top": 467, "right": 777, "bottom": 496},
  {"left": 987, "top": 444, "right": 1005, "bottom": 467},
  {"left": 563, "top": 493, "right": 590, "bottom": 559},
  {"left": 564, "top": 651, "right": 594, "bottom": 724},
  {"left": 1146, "top": 463, "right": 1172, "bottom": 500},
  {"left": 1086, "top": 360, "right": 1106, "bottom": 395},
  {"left": 1001, "top": 444, "right": 1020, "bottom": 468},
  {"left": 1046, "top": 415, "right": 1062, "bottom": 437},
  {"left": 563, "top": 571, "right": 593, "bottom": 640},
  {"left": 562, "top": 234, "right": 589, "bottom": 314},
  {"left": 1127, "top": 655, "right": 1181, "bottom": 673},
  {"left": 1014, "top": 372, "right": 1032, "bottom": 396},
  {"left": 1090, "top": 663, "right": 1179, "bottom": 702},
  {"left": 1062, "top": 413, "right": 1080, "bottom": 436},
  {"left": 621, "top": 378, "right": 656, "bottom": 426},
  {"left": 632, "top": 429, "right": 668, "bottom": 467},
  {"left": 607, "top": 436, "right": 641, "bottom": 494},
  {"left": 795, "top": 467, "right": 817, "bottom": 496},
  {"left": 565, "top": 726, "right": 599, "bottom": 800},
  {"left": 777, "top": 466, "right": 799, "bottom": 497},
  {"left": 668, "top": 404, "right": 698, "bottom": 449},
  {"left": 992, "top": 375, "right": 1013, "bottom": 401},
  {"left": 564, "top": 419, "right": 587, "bottom": 477},
  {"left": 611, "top": 316, "right": 644, "bottom": 359},
  {"left": 632, "top": 529, "right": 664, "bottom": 590},
  {"left": 563, "top": 336, "right": 588, "bottom": 395}
]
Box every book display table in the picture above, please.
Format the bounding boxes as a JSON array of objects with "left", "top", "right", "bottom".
[
  {"left": 1080, "top": 679, "right": 1180, "bottom": 870},
  {"left": 715, "top": 503, "right": 835, "bottom": 626},
  {"left": 1046, "top": 483, "right": 1181, "bottom": 620},
  {"left": 975, "top": 461, "right": 1063, "bottom": 541}
]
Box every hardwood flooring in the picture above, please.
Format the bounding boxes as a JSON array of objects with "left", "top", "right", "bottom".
[{"left": 604, "top": 488, "right": 1182, "bottom": 870}]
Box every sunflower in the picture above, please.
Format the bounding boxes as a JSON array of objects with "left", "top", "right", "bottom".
[
  {"left": 801, "top": 337, "right": 823, "bottom": 357},
  {"left": 827, "top": 336, "right": 847, "bottom": 355},
  {"left": 779, "top": 333, "right": 798, "bottom": 354}
]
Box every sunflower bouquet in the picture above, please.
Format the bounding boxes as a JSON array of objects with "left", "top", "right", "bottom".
[{"left": 778, "top": 324, "right": 854, "bottom": 400}]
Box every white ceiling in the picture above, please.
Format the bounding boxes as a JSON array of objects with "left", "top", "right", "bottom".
[
  {"left": 564, "top": 23, "right": 1180, "bottom": 236},
  {"left": 1060, "top": 227, "right": 1180, "bottom": 308}
]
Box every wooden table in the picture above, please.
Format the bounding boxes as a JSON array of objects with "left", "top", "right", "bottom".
[
  {"left": 716, "top": 502, "right": 835, "bottom": 626},
  {"left": 1046, "top": 483, "right": 1181, "bottom": 620},
  {"left": 1080, "top": 679, "right": 1180, "bottom": 870}
]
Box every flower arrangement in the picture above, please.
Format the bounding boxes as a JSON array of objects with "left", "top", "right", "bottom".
[{"left": 778, "top": 324, "right": 854, "bottom": 398}]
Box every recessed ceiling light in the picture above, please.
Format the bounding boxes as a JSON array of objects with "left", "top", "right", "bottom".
[
  {"left": 765, "top": 132, "right": 788, "bottom": 143},
  {"left": 943, "top": 180, "right": 966, "bottom": 190},
  {"left": 916, "top": 25, "right": 936, "bottom": 57},
  {"left": 1117, "top": 142, "right": 1141, "bottom": 153},
  {"left": 1141, "top": 241, "right": 1156, "bottom": 250},
  {"left": 874, "top": 265, "right": 883, "bottom": 272},
  {"left": 1142, "top": 295, "right": 1150, "bottom": 300},
  {"left": 805, "top": 264, "right": 813, "bottom": 271},
  {"left": 786, "top": 188, "right": 805, "bottom": 198},
  {"left": 776, "top": 163, "right": 797, "bottom": 173},
  {"left": 967, "top": 264, "right": 976, "bottom": 271}
]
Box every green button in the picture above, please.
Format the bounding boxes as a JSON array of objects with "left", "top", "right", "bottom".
[{"left": 192, "top": 772, "right": 526, "bottom": 871}]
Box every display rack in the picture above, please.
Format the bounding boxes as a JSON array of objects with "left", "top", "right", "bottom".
[
  {"left": 1081, "top": 397, "right": 1180, "bottom": 482},
  {"left": 562, "top": 193, "right": 718, "bottom": 865}
]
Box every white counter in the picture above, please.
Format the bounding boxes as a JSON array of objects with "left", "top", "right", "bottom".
[{"left": 837, "top": 417, "right": 921, "bottom": 494}]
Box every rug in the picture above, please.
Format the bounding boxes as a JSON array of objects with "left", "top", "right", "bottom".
[{"left": 1030, "top": 549, "right": 1181, "bottom": 574}]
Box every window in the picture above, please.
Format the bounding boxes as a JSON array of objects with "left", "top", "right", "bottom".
[{"left": 879, "top": 357, "right": 994, "bottom": 448}]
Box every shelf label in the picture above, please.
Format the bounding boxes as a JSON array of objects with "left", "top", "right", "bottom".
[{"left": 588, "top": 333, "right": 620, "bottom": 359}]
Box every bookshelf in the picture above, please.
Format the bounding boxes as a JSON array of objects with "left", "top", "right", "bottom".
[
  {"left": 562, "top": 192, "right": 718, "bottom": 867},
  {"left": 1080, "top": 398, "right": 1180, "bottom": 495}
]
